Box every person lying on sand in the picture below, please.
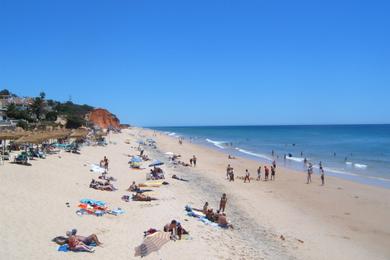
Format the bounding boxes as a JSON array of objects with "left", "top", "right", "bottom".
[
  {"left": 66, "top": 230, "right": 96, "bottom": 253},
  {"left": 172, "top": 174, "right": 189, "bottom": 182},
  {"left": 89, "top": 179, "right": 116, "bottom": 191},
  {"left": 98, "top": 173, "right": 116, "bottom": 182},
  {"left": 70, "top": 229, "right": 102, "bottom": 247},
  {"left": 132, "top": 193, "right": 157, "bottom": 201}
]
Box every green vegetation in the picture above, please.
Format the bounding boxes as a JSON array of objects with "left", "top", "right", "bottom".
[{"left": 3, "top": 90, "right": 94, "bottom": 129}]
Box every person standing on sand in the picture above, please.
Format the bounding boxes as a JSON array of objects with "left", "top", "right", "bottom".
[
  {"left": 264, "top": 166, "right": 269, "bottom": 181},
  {"left": 271, "top": 166, "right": 276, "bottom": 180},
  {"left": 307, "top": 163, "right": 313, "bottom": 184},
  {"left": 320, "top": 167, "right": 325, "bottom": 185},
  {"left": 227, "top": 164, "right": 232, "bottom": 179},
  {"left": 104, "top": 156, "right": 109, "bottom": 171},
  {"left": 190, "top": 158, "right": 193, "bottom": 167},
  {"left": 219, "top": 193, "right": 227, "bottom": 212},
  {"left": 244, "top": 169, "right": 250, "bottom": 183},
  {"left": 257, "top": 166, "right": 261, "bottom": 181},
  {"left": 229, "top": 168, "right": 235, "bottom": 182},
  {"left": 193, "top": 155, "right": 197, "bottom": 167}
]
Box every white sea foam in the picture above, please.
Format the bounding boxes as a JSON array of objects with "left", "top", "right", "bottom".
[
  {"left": 354, "top": 163, "right": 368, "bottom": 169},
  {"left": 235, "top": 148, "right": 273, "bottom": 161},
  {"left": 206, "top": 139, "right": 226, "bottom": 149},
  {"left": 168, "top": 132, "right": 176, "bottom": 136},
  {"left": 286, "top": 156, "right": 305, "bottom": 163},
  {"left": 323, "top": 167, "right": 359, "bottom": 177}
]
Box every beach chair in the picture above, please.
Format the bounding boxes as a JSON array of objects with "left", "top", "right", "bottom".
[{"left": 14, "top": 153, "right": 30, "bottom": 165}]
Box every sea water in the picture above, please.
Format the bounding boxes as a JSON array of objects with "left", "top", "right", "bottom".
[{"left": 151, "top": 125, "right": 390, "bottom": 189}]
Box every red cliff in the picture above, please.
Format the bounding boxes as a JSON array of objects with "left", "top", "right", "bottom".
[{"left": 87, "top": 108, "right": 120, "bottom": 129}]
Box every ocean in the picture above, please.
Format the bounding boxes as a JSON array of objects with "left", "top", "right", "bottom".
[{"left": 151, "top": 125, "right": 390, "bottom": 189}]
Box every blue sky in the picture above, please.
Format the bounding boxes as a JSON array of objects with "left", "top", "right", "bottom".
[{"left": 0, "top": 0, "right": 389, "bottom": 126}]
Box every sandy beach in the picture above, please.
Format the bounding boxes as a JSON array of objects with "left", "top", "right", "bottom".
[{"left": 1, "top": 127, "right": 390, "bottom": 260}]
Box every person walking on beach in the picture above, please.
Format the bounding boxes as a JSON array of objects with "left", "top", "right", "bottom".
[
  {"left": 193, "top": 155, "right": 197, "bottom": 167},
  {"left": 264, "top": 166, "right": 269, "bottom": 181},
  {"left": 244, "top": 169, "right": 250, "bottom": 183},
  {"left": 270, "top": 166, "right": 276, "bottom": 180},
  {"left": 227, "top": 164, "right": 232, "bottom": 180},
  {"left": 257, "top": 166, "right": 261, "bottom": 181},
  {"left": 103, "top": 156, "right": 109, "bottom": 171},
  {"left": 229, "top": 168, "right": 235, "bottom": 182},
  {"left": 219, "top": 193, "right": 227, "bottom": 212},
  {"left": 320, "top": 167, "right": 325, "bottom": 185},
  {"left": 307, "top": 163, "right": 313, "bottom": 184},
  {"left": 190, "top": 158, "right": 193, "bottom": 167}
]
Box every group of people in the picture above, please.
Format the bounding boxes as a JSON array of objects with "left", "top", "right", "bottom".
[
  {"left": 226, "top": 161, "right": 277, "bottom": 183},
  {"left": 200, "top": 194, "right": 232, "bottom": 228},
  {"left": 307, "top": 162, "right": 325, "bottom": 185},
  {"left": 163, "top": 220, "right": 189, "bottom": 240}
]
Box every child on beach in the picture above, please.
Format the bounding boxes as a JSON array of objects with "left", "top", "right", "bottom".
[
  {"left": 219, "top": 193, "right": 227, "bottom": 212},
  {"left": 257, "top": 166, "right": 261, "bottom": 181},
  {"left": 244, "top": 169, "right": 250, "bottom": 183},
  {"left": 320, "top": 168, "right": 325, "bottom": 185}
]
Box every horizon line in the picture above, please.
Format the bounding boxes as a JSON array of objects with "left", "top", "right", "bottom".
[{"left": 139, "top": 123, "right": 390, "bottom": 128}]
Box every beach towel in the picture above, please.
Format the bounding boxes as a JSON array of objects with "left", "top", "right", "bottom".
[
  {"left": 185, "top": 205, "right": 220, "bottom": 228},
  {"left": 80, "top": 199, "right": 106, "bottom": 207},
  {"left": 57, "top": 243, "right": 96, "bottom": 252},
  {"left": 90, "top": 164, "right": 105, "bottom": 174},
  {"left": 108, "top": 208, "right": 125, "bottom": 215}
]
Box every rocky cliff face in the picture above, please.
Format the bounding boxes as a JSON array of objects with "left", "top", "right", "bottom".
[{"left": 87, "top": 108, "right": 120, "bottom": 129}]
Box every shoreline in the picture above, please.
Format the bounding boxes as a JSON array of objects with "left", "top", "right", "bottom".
[{"left": 150, "top": 128, "right": 390, "bottom": 190}]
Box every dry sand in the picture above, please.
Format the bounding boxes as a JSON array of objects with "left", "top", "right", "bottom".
[{"left": 1, "top": 127, "right": 390, "bottom": 260}]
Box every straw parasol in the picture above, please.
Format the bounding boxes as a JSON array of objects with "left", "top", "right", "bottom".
[
  {"left": 15, "top": 132, "right": 51, "bottom": 144},
  {"left": 0, "top": 130, "right": 28, "bottom": 140},
  {"left": 69, "top": 129, "right": 89, "bottom": 139}
]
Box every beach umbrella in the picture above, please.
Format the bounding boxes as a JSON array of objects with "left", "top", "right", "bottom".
[
  {"left": 149, "top": 160, "right": 164, "bottom": 167},
  {"left": 130, "top": 156, "right": 142, "bottom": 163},
  {"left": 134, "top": 231, "right": 171, "bottom": 258}
]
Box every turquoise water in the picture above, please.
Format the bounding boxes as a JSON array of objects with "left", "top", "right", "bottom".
[{"left": 151, "top": 125, "right": 390, "bottom": 189}]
